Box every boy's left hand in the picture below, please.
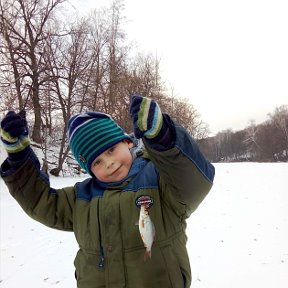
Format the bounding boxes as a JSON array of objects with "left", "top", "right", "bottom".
[{"left": 130, "top": 95, "right": 163, "bottom": 139}]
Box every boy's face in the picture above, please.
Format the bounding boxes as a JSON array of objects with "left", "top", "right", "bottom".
[{"left": 90, "top": 140, "right": 134, "bottom": 182}]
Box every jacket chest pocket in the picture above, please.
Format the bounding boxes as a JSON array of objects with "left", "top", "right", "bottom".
[
  {"left": 74, "top": 199, "right": 100, "bottom": 249},
  {"left": 74, "top": 249, "right": 105, "bottom": 288}
]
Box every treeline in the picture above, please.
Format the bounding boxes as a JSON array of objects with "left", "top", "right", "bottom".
[
  {"left": 0, "top": 0, "right": 207, "bottom": 175},
  {"left": 198, "top": 105, "right": 288, "bottom": 162}
]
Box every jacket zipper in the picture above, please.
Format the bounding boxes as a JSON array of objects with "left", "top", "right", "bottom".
[
  {"left": 98, "top": 247, "right": 105, "bottom": 269},
  {"left": 97, "top": 199, "right": 105, "bottom": 269}
]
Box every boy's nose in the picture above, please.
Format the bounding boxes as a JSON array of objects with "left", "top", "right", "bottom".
[{"left": 106, "top": 160, "right": 114, "bottom": 169}]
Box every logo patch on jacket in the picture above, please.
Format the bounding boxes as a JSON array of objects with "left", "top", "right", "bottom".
[{"left": 135, "top": 195, "right": 154, "bottom": 209}]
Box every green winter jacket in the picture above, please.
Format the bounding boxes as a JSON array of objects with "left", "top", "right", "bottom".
[{"left": 0, "top": 120, "right": 215, "bottom": 288}]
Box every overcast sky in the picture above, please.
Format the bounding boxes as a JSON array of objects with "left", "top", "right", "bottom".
[{"left": 70, "top": 0, "right": 288, "bottom": 135}]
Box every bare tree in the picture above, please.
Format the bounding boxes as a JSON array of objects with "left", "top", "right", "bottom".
[
  {"left": 268, "top": 105, "right": 288, "bottom": 160},
  {"left": 164, "top": 97, "right": 209, "bottom": 139},
  {"left": 43, "top": 17, "right": 96, "bottom": 175},
  {"left": 0, "top": 0, "right": 65, "bottom": 143},
  {"left": 126, "top": 53, "right": 165, "bottom": 99}
]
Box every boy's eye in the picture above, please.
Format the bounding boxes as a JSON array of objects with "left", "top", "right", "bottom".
[
  {"left": 93, "top": 159, "right": 101, "bottom": 166},
  {"left": 109, "top": 146, "right": 116, "bottom": 153}
]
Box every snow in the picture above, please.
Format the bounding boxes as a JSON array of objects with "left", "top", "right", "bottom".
[{"left": 1, "top": 163, "right": 288, "bottom": 287}]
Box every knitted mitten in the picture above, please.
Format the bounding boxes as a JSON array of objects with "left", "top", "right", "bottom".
[
  {"left": 1, "top": 111, "right": 30, "bottom": 159},
  {"left": 130, "top": 95, "right": 166, "bottom": 140}
]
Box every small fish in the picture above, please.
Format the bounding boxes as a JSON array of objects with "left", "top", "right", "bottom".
[{"left": 139, "top": 205, "right": 155, "bottom": 260}]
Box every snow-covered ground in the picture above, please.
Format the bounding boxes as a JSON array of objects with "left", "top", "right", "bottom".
[{"left": 1, "top": 162, "right": 288, "bottom": 287}]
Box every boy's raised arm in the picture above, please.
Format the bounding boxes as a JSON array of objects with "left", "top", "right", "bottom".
[
  {"left": 0, "top": 111, "right": 74, "bottom": 231},
  {"left": 130, "top": 95, "right": 215, "bottom": 213}
]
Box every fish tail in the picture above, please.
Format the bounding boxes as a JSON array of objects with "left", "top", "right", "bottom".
[{"left": 144, "top": 250, "right": 152, "bottom": 261}]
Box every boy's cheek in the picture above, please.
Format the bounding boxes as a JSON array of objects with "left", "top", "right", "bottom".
[
  {"left": 91, "top": 167, "right": 101, "bottom": 178},
  {"left": 94, "top": 169, "right": 108, "bottom": 182}
]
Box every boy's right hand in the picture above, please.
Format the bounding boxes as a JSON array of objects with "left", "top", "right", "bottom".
[{"left": 0, "top": 111, "right": 30, "bottom": 154}]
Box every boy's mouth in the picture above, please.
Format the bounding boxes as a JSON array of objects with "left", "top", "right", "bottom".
[{"left": 110, "top": 165, "right": 122, "bottom": 176}]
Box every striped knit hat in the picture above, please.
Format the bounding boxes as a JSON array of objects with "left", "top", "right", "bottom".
[{"left": 68, "top": 112, "right": 131, "bottom": 174}]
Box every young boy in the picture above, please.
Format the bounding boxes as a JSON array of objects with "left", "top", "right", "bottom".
[{"left": 0, "top": 95, "right": 215, "bottom": 288}]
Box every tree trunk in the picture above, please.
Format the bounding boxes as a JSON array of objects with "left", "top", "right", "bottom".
[{"left": 31, "top": 83, "right": 42, "bottom": 143}]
